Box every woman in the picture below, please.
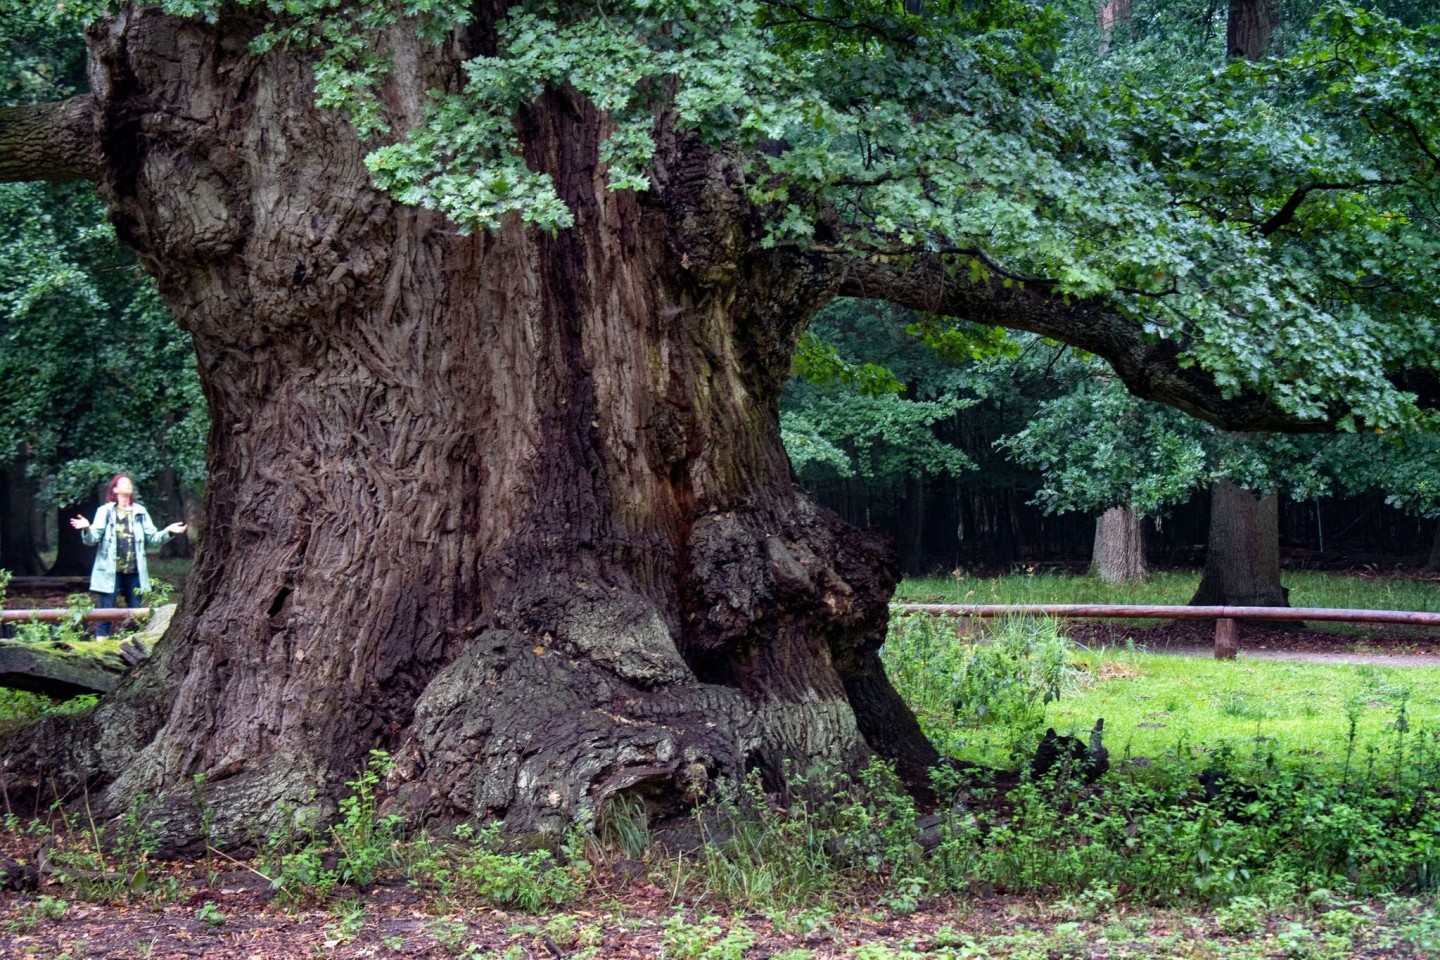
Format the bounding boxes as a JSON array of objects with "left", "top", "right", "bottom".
[{"left": 70, "top": 474, "right": 188, "bottom": 636}]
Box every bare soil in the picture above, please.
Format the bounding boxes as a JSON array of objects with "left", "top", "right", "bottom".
[{"left": 0, "top": 856, "right": 1433, "bottom": 960}]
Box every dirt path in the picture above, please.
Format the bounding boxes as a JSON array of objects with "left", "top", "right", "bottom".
[
  {"left": 1160, "top": 647, "right": 1440, "bottom": 667},
  {"left": 1, "top": 877, "right": 1433, "bottom": 959},
  {"left": 1067, "top": 619, "right": 1440, "bottom": 668}
]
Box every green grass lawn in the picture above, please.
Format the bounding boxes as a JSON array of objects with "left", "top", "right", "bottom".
[
  {"left": 1039, "top": 650, "right": 1435, "bottom": 772},
  {"left": 883, "top": 611, "right": 1440, "bottom": 776}
]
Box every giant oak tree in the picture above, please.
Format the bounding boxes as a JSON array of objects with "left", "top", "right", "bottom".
[{"left": 0, "top": 0, "right": 1437, "bottom": 847}]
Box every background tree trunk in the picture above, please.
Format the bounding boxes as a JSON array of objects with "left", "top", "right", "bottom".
[
  {"left": 1189, "top": 481, "right": 1289, "bottom": 607},
  {"left": 47, "top": 496, "right": 98, "bottom": 577},
  {"left": 1091, "top": 504, "right": 1147, "bottom": 584},
  {"left": 155, "top": 466, "right": 195, "bottom": 560},
  {"left": 1227, "top": 0, "right": 1273, "bottom": 59},
  {"left": 0, "top": 458, "right": 43, "bottom": 576},
  {"left": 0, "top": 7, "right": 936, "bottom": 848},
  {"left": 1427, "top": 519, "right": 1440, "bottom": 571},
  {"left": 1097, "top": 0, "right": 1133, "bottom": 56}
]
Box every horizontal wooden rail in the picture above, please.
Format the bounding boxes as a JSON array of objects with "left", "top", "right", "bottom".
[
  {"left": 1, "top": 608, "right": 150, "bottom": 623},
  {"left": 890, "top": 603, "right": 1440, "bottom": 660}
]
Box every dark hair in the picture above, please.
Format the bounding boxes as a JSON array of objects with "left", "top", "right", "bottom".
[{"left": 104, "top": 474, "right": 135, "bottom": 504}]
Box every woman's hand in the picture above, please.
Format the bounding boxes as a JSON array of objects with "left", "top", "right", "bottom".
[
  {"left": 70, "top": 516, "right": 90, "bottom": 531},
  {"left": 165, "top": 522, "right": 188, "bottom": 536}
]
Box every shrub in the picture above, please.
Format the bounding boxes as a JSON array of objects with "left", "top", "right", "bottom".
[{"left": 882, "top": 614, "right": 1079, "bottom": 754}]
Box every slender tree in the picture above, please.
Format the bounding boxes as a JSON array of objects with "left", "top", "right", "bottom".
[{"left": 1000, "top": 374, "right": 1209, "bottom": 583}]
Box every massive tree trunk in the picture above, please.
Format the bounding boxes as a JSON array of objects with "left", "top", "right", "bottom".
[
  {"left": 1189, "top": 481, "right": 1288, "bottom": 607},
  {"left": 1091, "top": 505, "right": 1147, "bottom": 585},
  {"left": 0, "top": 7, "right": 936, "bottom": 847},
  {"left": 0, "top": 458, "right": 43, "bottom": 576}
]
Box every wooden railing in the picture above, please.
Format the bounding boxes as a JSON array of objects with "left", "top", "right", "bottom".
[
  {"left": 890, "top": 603, "right": 1440, "bottom": 659},
  {"left": 6, "top": 605, "right": 1437, "bottom": 660},
  {"left": 1, "top": 608, "right": 150, "bottom": 624}
]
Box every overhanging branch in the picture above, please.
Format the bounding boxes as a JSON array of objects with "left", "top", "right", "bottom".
[
  {"left": 1255, "top": 179, "right": 1400, "bottom": 237},
  {"left": 0, "top": 96, "right": 102, "bottom": 184},
  {"left": 831, "top": 252, "right": 1337, "bottom": 433}
]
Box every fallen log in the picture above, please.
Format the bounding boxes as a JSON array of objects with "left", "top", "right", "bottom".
[
  {"left": 0, "top": 605, "right": 174, "bottom": 699},
  {"left": 0, "top": 641, "right": 128, "bottom": 698}
]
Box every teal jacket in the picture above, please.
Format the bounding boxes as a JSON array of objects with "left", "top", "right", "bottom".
[{"left": 80, "top": 502, "right": 173, "bottom": 594}]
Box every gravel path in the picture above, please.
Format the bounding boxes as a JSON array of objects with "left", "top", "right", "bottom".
[{"left": 1160, "top": 647, "right": 1440, "bottom": 667}]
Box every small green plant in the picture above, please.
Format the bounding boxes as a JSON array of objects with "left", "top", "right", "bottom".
[
  {"left": 323, "top": 899, "right": 367, "bottom": 945},
  {"left": 427, "top": 917, "right": 470, "bottom": 954},
  {"left": 12, "top": 596, "right": 92, "bottom": 647},
  {"left": 543, "top": 912, "right": 604, "bottom": 952},
  {"left": 1213, "top": 895, "right": 1268, "bottom": 936},
  {"left": 882, "top": 614, "right": 1078, "bottom": 755},
  {"left": 1395, "top": 900, "right": 1440, "bottom": 954},
  {"left": 196, "top": 901, "right": 227, "bottom": 928},
  {"left": 7, "top": 894, "right": 68, "bottom": 932},
  {"left": 879, "top": 874, "right": 927, "bottom": 915},
  {"left": 140, "top": 578, "right": 175, "bottom": 608},
  {"left": 38, "top": 894, "right": 69, "bottom": 921},
  {"left": 259, "top": 803, "right": 335, "bottom": 905},
  {"left": 599, "top": 793, "right": 651, "bottom": 860},
  {"left": 1056, "top": 880, "right": 1118, "bottom": 921},
  {"left": 659, "top": 909, "right": 755, "bottom": 960},
  {"left": 330, "top": 749, "right": 404, "bottom": 889},
  {"left": 44, "top": 794, "right": 170, "bottom": 902},
  {"left": 441, "top": 820, "right": 590, "bottom": 911}
]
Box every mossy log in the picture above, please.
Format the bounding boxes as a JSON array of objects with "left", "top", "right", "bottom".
[{"left": 0, "top": 606, "right": 173, "bottom": 699}]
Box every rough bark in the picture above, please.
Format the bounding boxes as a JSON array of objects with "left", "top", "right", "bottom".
[
  {"left": 0, "top": 97, "right": 101, "bottom": 183},
  {"left": 1091, "top": 505, "right": 1147, "bottom": 585},
  {"left": 0, "top": 7, "right": 937, "bottom": 848},
  {"left": 1189, "top": 481, "right": 1288, "bottom": 607},
  {"left": 1, "top": 459, "right": 43, "bottom": 576}
]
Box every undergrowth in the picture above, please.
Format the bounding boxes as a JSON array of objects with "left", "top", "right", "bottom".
[{"left": 2, "top": 605, "right": 1436, "bottom": 928}]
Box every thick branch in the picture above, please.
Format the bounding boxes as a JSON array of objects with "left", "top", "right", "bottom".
[
  {"left": 0, "top": 96, "right": 102, "bottom": 183},
  {"left": 1256, "top": 180, "right": 1397, "bottom": 237},
  {"left": 834, "top": 254, "right": 1335, "bottom": 432}
]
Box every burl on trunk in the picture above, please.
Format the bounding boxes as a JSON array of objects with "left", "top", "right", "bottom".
[{"left": 0, "top": 8, "right": 936, "bottom": 847}]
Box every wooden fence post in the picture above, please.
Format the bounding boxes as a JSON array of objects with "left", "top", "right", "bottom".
[{"left": 1214, "top": 618, "right": 1238, "bottom": 660}]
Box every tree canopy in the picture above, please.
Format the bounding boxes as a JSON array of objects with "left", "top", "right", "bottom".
[{"left": 9, "top": 0, "right": 1439, "bottom": 431}]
